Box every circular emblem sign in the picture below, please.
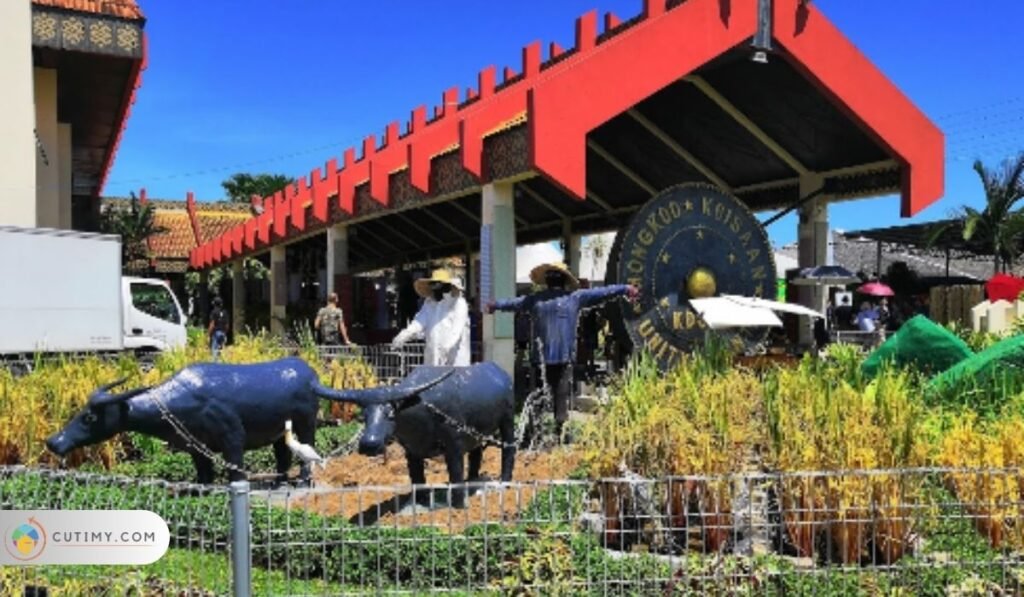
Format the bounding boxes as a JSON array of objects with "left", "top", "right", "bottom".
[{"left": 614, "top": 184, "right": 776, "bottom": 370}]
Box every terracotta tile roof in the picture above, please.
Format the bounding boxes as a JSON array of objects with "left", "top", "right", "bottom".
[
  {"left": 104, "top": 197, "right": 252, "bottom": 213},
  {"left": 197, "top": 211, "right": 249, "bottom": 244},
  {"left": 32, "top": 0, "right": 145, "bottom": 21},
  {"left": 149, "top": 211, "right": 194, "bottom": 259},
  {"left": 102, "top": 198, "right": 252, "bottom": 263}
]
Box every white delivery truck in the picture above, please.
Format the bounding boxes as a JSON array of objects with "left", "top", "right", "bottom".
[{"left": 0, "top": 226, "right": 187, "bottom": 360}]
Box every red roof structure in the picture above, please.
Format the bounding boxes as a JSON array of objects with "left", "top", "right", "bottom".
[
  {"left": 31, "top": 0, "right": 147, "bottom": 198},
  {"left": 31, "top": 0, "right": 145, "bottom": 20},
  {"left": 190, "top": 0, "right": 943, "bottom": 272}
]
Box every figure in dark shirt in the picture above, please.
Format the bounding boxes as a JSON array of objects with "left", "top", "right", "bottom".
[
  {"left": 487, "top": 262, "right": 638, "bottom": 440},
  {"left": 207, "top": 296, "right": 229, "bottom": 361}
]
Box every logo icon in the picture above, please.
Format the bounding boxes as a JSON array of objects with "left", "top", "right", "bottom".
[{"left": 6, "top": 518, "right": 46, "bottom": 561}]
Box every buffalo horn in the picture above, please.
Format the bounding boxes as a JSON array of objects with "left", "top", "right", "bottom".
[
  {"left": 312, "top": 369, "right": 454, "bottom": 406},
  {"left": 89, "top": 385, "right": 151, "bottom": 407}
]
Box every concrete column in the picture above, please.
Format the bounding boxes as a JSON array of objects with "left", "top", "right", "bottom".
[
  {"left": 34, "top": 68, "right": 60, "bottom": 229},
  {"left": 0, "top": 0, "right": 35, "bottom": 228},
  {"left": 58, "top": 123, "right": 72, "bottom": 229},
  {"left": 482, "top": 182, "right": 516, "bottom": 376},
  {"left": 270, "top": 245, "right": 287, "bottom": 336},
  {"left": 198, "top": 270, "right": 210, "bottom": 326},
  {"left": 326, "top": 224, "right": 349, "bottom": 294},
  {"left": 562, "top": 220, "right": 583, "bottom": 279},
  {"left": 231, "top": 261, "right": 246, "bottom": 339},
  {"left": 797, "top": 174, "right": 828, "bottom": 346}
]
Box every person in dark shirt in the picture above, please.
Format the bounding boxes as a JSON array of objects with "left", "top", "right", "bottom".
[
  {"left": 833, "top": 294, "right": 853, "bottom": 331},
  {"left": 487, "top": 262, "right": 638, "bottom": 441},
  {"left": 207, "top": 296, "right": 230, "bottom": 360}
]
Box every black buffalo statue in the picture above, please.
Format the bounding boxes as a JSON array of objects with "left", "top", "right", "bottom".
[
  {"left": 47, "top": 359, "right": 516, "bottom": 505},
  {"left": 318, "top": 361, "right": 516, "bottom": 507},
  {"left": 45, "top": 357, "right": 445, "bottom": 486}
]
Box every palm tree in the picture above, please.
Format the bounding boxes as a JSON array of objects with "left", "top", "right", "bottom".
[
  {"left": 928, "top": 153, "right": 1024, "bottom": 274},
  {"left": 99, "top": 195, "right": 168, "bottom": 273},
  {"left": 221, "top": 173, "right": 294, "bottom": 203}
]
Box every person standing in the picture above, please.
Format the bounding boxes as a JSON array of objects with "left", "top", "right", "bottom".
[
  {"left": 207, "top": 296, "right": 230, "bottom": 360},
  {"left": 392, "top": 268, "right": 470, "bottom": 366},
  {"left": 487, "top": 262, "right": 638, "bottom": 441},
  {"left": 855, "top": 302, "right": 879, "bottom": 332},
  {"left": 315, "top": 293, "right": 352, "bottom": 346}
]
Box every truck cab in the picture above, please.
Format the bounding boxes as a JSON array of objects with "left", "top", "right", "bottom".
[{"left": 122, "top": 277, "right": 187, "bottom": 353}]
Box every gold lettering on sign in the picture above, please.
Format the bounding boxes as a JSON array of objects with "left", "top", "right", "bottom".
[
  {"left": 648, "top": 333, "right": 666, "bottom": 358},
  {"left": 702, "top": 197, "right": 714, "bottom": 216},
  {"left": 754, "top": 285, "right": 765, "bottom": 298},
  {"left": 627, "top": 259, "right": 644, "bottom": 274},
  {"left": 639, "top": 230, "right": 654, "bottom": 246},
  {"left": 752, "top": 265, "right": 767, "bottom": 280},
  {"left": 638, "top": 317, "right": 656, "bottom": 338},
  {"left": 627, "top": 277, "right": 642, "bottom": 288},
  {"left": 747, "top": 248, "right": 761, "bottom": 263},
  {"left": 739, "top": 231, "right": 752, "bottom": 246},
  {"left": 715, "top": 204, "right": 731, "bottom": 229},
  {"left": 645, "top": 214, "right": 663, "bottom": 237},
  {"left": 669, "top": 201, "right": 682, "bottom": 219},
  {"left": 673, "top": 311, "right": 683, "bottom": 331}
]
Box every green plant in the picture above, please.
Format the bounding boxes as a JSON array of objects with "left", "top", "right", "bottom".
[{"left": 498, "top": 528, "right": 575, "bottom": 595}]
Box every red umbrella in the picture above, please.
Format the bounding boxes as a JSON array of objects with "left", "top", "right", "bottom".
[
  {"left": 985, "top": 273, "right": 1024, "bottom": 303},
  {"left": 857, "top": 281, "right": 895, "bottom": 297}
]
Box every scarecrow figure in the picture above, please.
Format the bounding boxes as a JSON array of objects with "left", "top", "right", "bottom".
[
  {"left": 392, "top": 268, "right": 471, "bottom": 367},
  {"left": 487, "top": 262, "right": 638, "bottom": 440}
]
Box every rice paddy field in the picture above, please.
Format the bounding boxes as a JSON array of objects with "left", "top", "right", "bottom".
[{"left": 4, "top": 332, "right": 1024, "bottom": 594}]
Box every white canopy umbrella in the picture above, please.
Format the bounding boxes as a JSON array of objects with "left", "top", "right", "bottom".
[
  {"left": 688, "top": 295, "right": 824, "bottom": 330},
  {"left": 689, "top": 297, "right": 784, "bottom": 330},
  {"left": 720, "top": 295, "right": 824, "bottom": 319}
]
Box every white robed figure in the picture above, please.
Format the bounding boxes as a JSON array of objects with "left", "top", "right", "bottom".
[{"left": 392, "top": 268, "right": 471, "bottom": 366}]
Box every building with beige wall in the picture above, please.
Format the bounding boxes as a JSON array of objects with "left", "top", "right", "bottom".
[{"left": 1, "top": 0, "right": 146, "bottom": 230}]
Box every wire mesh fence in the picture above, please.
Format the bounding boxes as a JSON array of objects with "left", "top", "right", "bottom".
[
  {"left": 4, "top": 466, "right": 1024, "bottom": 595},
  {"left": 315, "top": 343, "right": 426, "bottom": 385},
  {"left": 0, "top": 466, "right": 233, "bottom": 595}
]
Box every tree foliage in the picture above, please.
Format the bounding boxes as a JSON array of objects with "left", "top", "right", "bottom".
[
  {"left": 99, "top": 196, "right": 167, "bottom": 273},
  {"left": 929, "top": 153, "right": 1024, "bottom": 272},
  {"left": 221, "top": 173, "right": 294, "bottom": 203},
  {"left": 185, "top": 258, "right": 269, "bottom": 296}
]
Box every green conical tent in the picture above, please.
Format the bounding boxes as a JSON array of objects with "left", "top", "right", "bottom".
[
  {"left": 928, "top": 332, "right": 1024, "bottom": 395},
  {"left": 862, "top": 315, "right": 973, "bottom": 378}
]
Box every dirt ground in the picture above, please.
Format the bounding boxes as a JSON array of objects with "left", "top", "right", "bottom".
[{"left": 288, "top": 444, "right": 583, "bottom": 531}]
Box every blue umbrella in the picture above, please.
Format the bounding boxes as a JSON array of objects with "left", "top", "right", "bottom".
[{"left": 791, "top": 265, "right": 860, "bottom": 286}]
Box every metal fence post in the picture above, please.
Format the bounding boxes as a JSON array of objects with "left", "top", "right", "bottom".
[{"left": 229, "top": 480, "right": 252, "bottom": 597}]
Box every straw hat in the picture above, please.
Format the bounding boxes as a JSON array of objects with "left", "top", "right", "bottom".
[
  {"left": 414, "top": 268, "right": 464, "bottom": 298},
  {"left": 529, "top": 262, "right": 579, "bottom": 290}
]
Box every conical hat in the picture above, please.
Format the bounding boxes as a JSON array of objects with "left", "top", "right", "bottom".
[
  {"left": 414, "top": 268, "right": 464, "bottom": 298},
  {"left": 529, "top": 262, "right": 579, "bottom": 290}
]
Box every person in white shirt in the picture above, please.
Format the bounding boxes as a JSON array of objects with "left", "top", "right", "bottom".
[{"left": 391, "top": 268, "right": 470, "bottom": 366}]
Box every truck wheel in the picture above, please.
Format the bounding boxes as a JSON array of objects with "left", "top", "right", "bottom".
[
  {"left": 134, "top": 349, "right": 158, "bottom": 372},
  {"left": 6, "top": 361, "right": 32, "bottom": 378}
]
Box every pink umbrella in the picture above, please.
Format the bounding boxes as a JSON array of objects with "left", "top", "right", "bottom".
[{"left": 857, "top": 281, "right": 895, "bottom": 297}]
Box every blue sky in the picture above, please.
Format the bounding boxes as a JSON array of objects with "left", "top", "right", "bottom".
[{"left": 105, "top": 0, "right": 1024, "bottom": 247}]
